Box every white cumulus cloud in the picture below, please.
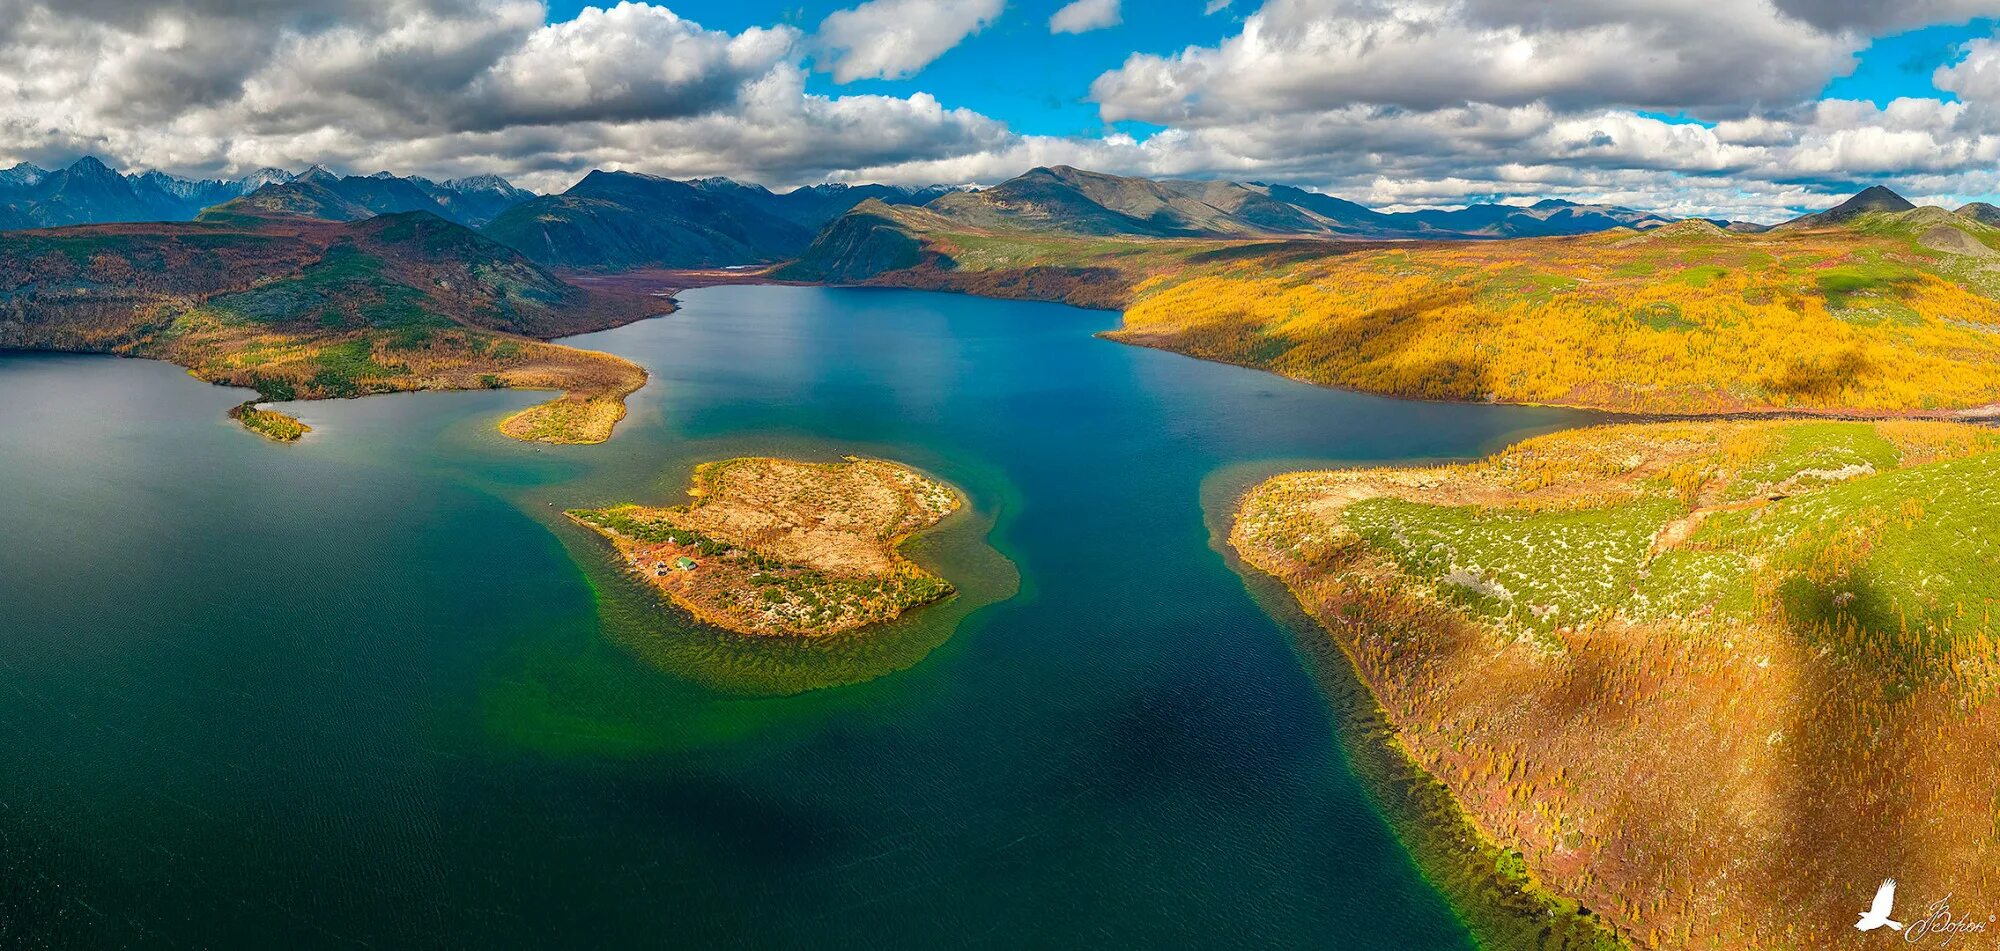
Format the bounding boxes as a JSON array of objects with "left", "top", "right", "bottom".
[
  {"left": 814, "top": 0, "right": 1004, "bottom": 83},
  {"left": 7, "top": 0, "right": 2000, "bottom": 221},
  {"left": 1050, "top": 0, "right": 1120, "bottom": 34}
]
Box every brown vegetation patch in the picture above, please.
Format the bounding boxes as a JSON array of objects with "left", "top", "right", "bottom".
[
  {"left": 569, "top": 457, "right": 961, "bottom": 637},
  {"left": 1234, "top": 421, "right": 2000, "bottom": 948}
]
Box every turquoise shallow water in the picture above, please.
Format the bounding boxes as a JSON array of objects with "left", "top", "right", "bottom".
[{"left": 0, "top": 286, "right": 1597, "bottom": 947}]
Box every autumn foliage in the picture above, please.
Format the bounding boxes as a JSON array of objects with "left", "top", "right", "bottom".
[{"left": 1234, "top": 421, "right": 2000, "bottom": 948}]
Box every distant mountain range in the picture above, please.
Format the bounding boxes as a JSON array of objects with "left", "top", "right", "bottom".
[
  {"left": 202, "top": 167, "right": 536, "bottom": 228},
  {"left": 915, "top": 165, "right": 1683, "bottom": 240},
  {"left": 0, "top": 157, "right": 278, "bottom": 229},
  {"left": 0, "top": 158, "right": 537, "bottom": 231},
  {"left": 479, "top": 171, "right": 956, "bottom": 270},
  {"left": 0, "top": 157, "right": 960, "bottom": 269},
  {"left": 22, "top": 158, "right": 1967, "bottom": 276}
]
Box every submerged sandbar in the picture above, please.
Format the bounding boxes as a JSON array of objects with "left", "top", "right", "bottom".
[{"left": 569, "top": 456, "right": 961, "bottom": 637}]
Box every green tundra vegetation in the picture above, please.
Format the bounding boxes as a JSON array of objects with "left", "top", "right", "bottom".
[
  {"left": 0, "top": 213, "right": 657, "bottom": 442},
  {"left": 568, "top": 457, "right": 962, "bottom": 637},
  {"left": 1231, "top": 419, "right": 2000, "bottom": 949}
]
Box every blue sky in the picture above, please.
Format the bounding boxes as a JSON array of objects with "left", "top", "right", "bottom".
[
  {"left": 9, "top": 0, "right": 2000, "bottom": 220},
  {"left": 548, "top": 0, "right": 1237, "bottom": 136},
  {"left": 1823, "top": 18, "right": 1994, "bottom": 104}
]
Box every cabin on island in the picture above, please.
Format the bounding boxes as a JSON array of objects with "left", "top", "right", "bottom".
[{"left": 674, "top": 557, "right": 698, "bottom": 571}]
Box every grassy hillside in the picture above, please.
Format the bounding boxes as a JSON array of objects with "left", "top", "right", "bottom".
[
  {"left": 0, "top": 213, "right": 657, "bottom": 442},
  {"left": 788, "top": 196, "right": 2000, "bottom": 415},
  {"left": 1233, "top": 420, "right": 2000, "bottom": 949}
]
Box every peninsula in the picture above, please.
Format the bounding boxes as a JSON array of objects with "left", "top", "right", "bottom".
[
  {"left": 1231, "top": 420, "right": 2000, "bottom": 948},
  {"left": 786, "top": 172, "right": 2000, "bottom": 417},
  {"left": 0, "top": 212, "right": 655, "bottom": 443},
  {"left": 568, "top": 457, "right": 961, "bottom": 637}
]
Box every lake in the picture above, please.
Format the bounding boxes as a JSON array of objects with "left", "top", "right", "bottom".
[{"left": 0, "top": 286, "right": 1597, "bottom": 947}]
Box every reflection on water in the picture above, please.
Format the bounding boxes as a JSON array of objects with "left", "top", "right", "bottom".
[{"left": 0, "top": 287, "right": 1599, "bottom": 948}]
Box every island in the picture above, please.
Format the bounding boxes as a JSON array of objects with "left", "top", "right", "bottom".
[
  {"left": 228, "top": 401, "right": 310, "bottom": 441},
  {"left": 568, "top": 457, "right": 961, "bottom": 637},
  {"left": 1231, "top": 420, "right": 2000, "bottom": 949}
]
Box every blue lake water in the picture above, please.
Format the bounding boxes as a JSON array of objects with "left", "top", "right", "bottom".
[{"left": 0, "top": 285, "right": 1597, "bottom": 947}]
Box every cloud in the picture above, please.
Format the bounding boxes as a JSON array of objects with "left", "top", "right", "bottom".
[
  {"left": 7, "top": 0, "right": 2000, "bottom": 222},
  {"left": 465, "top": 4, "right": 798, "bottom": 128},
  {"left": 813, "top": 0, "right": 1004, "bottom": 82},
  {"left": 0, "top": 0, "right": 1005, "bottom": 189},
  {"left": 1089, "top": 0, "right": 1896, "bottom": 124},
  {"left": 1050, "top": 0, "right": 1120, "bottom": 34},
  {"left": 1771, "top": 0, "right": 2000, "bottom": 32}
]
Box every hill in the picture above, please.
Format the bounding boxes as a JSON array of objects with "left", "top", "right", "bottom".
[
  {"left": 481, "top": 170, "right": 947, "bottom": 270},
  {"left": 907, "top": 166, "right": 1678, "bottom": 240},
  {"left": 786, "top": 186, "right": 2000, "bottom": 415},
  {"left": 0, "top": 212, "right": 656, "bottom": 442},
  {"left": 1233, "top": 419, "right": 2000, "bottom": 949},
  {"left": 1777, "top": 184, "right": 1915, "bottom": 229}
]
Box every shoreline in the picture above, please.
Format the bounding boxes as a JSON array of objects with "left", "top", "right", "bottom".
[
  {"left": 1224, "top": 420, "right": 2000, "bottom": 948},
  {"left": 606, "top": 274, "right": 2000, "bottom": 423},
  {"left": 567, "top": 457, "right": 964, "bottom": 638},
  {"left": 0, "top": 298, "right": 660, "bottom": 446},
  {"left": 1200, "top": 464, "right": 1624, "bottom": 949},
  {"left": 1237, "top": 540, "right": 1626, "bottom": 948}
]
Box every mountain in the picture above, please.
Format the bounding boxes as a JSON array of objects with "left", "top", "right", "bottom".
[
  {"left": 1396, "top": 197, "right": 1677, "bottom": 238},
  {"left": 1778, "top": 185, "right": 1918, "bottom": 229},
  {"left": 238, "top": 167, "right": 295, "bottom": 191},
  {"left": 481, "top": 170, "right": 807, "bottom": 270},
  {"left": 0, "top": 163, "right": 48, "bottom": 189},
  {"left": 132, "top": 170, "right": 242, "bottom": 211},
  {"left": 202, "top": 177, "right": 379, "bottom": 223},
  {"left": 0, "top": 158, "right": 299, "bottom": 228},
  {"left": 784, "top": 166, "right": 1706, "bottom": 287},
  {"left": 10, "top": 156, "right": 161, "bottom": 225},
  {"left": 765, "top": 182, "right": 958, "bottom": 230},
  {"left": 200, "top": 170, "right": 532, "bottom": 227},
  {"left": 907, "top": 166, "right": 1676, "bottom": 241},
  {"left": 481, "top": 170, "right": 945, "bottom": 270},
  {"left": 423, "top": 175, "right": 537, "bottom": 227}
]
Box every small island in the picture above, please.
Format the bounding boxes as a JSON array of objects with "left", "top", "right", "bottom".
[
  {"left": 568, "top": 457, "right": 961, "bottom": 637},
  {"left": 228, "top": 401, "right": 311, "bottom": 441}
]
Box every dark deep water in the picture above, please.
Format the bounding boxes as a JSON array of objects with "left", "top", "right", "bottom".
[{"left": 0, "top": 286, "right": 1599, "bottom": 948}]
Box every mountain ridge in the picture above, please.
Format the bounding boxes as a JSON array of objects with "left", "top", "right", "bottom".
[
  {"left": 911, "top": 165, "right": 1683, "bottom": 241},
  {"left": 480, "top": 169, "right": 950, "bottom": 270}
]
